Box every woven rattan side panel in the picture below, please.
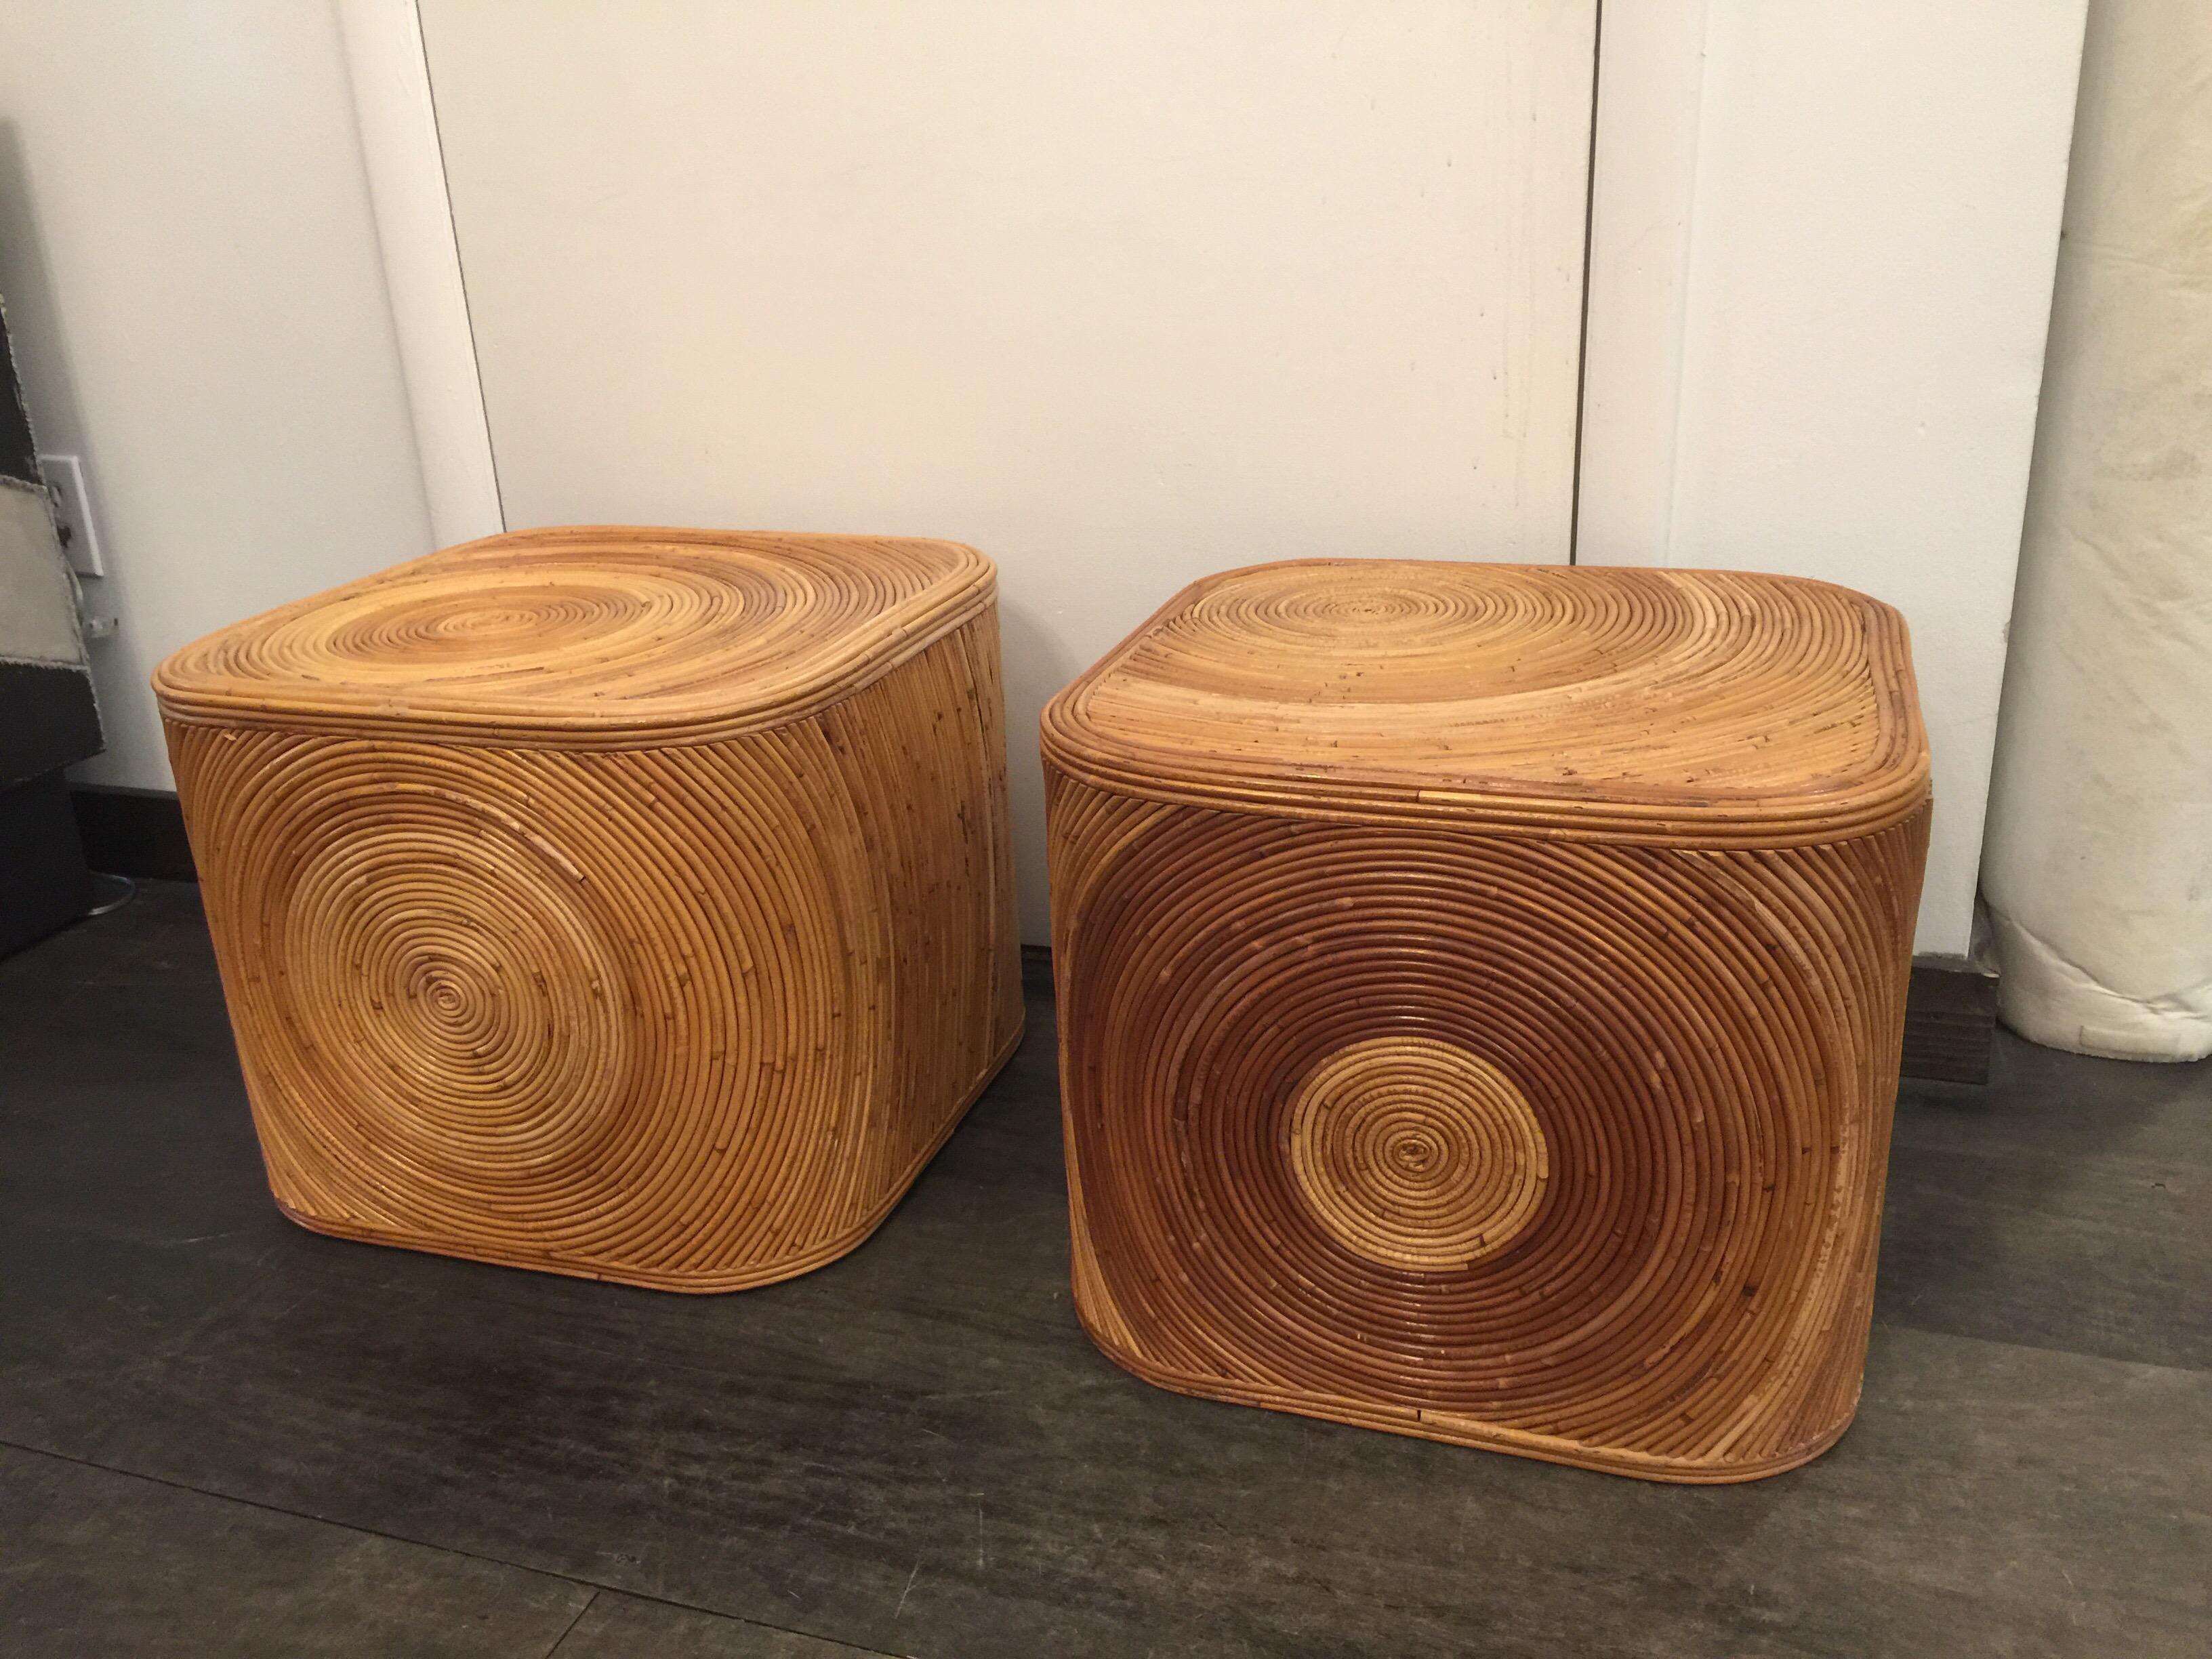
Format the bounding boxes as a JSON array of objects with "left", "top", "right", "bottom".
[
  {"left": 1048, "top": 772, "right": 1929, "bottom": 1481},
  {"left": 169, "top": 620, "right": 1019, "bottom": 1292}
]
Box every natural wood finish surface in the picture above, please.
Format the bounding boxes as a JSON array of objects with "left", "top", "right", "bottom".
[
  {"left": 157, "top": 528, "right": 1022, "bottom": 1292},
  {"left": 1044, "top": 560, "right": 1927, "bottom": 844},
  {"left": 1044, "top": 560, "right": 1931, "bottom": 1481}
]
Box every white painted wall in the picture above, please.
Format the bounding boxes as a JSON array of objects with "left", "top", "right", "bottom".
[
  {"left": 0, "top": 1, "right": 2080, "bottom": 970},
  {"left": 0, "top": 0, "right": 436, "bottom": 792},
  {"left": 1578, "top": 1, "right": 2087, "bottom": 957},
  {"left": 415, "top": 0, "right": 1600, "bottom": 942}
]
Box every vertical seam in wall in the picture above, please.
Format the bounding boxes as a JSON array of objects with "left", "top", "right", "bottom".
[
  {"left": 1565, "top": 0, "right": 1604, "bottom": 567},
  {"left": 409, "top": 0, "right": 506, "bottom": 531},
  {"left": 1656, "top": 0, "right": 1712, "bottom": 572}
]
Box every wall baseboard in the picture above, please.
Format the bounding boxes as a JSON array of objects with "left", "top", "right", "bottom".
[
  {"left": 70, "top": 783, "right": 196, "bottom": 882},
  {"left": 71, "top": 798, "right": 1997, "bottom": 1086},
  {"left": 3, "top": 770, "right": 93, "bottom": 958},
  {"left": 1901, "top": 952, "right": 2000, "bottom": 1086}
]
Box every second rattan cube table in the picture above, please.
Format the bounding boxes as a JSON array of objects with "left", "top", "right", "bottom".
[
  {"left": 1042, "top": 560, "right": 1930, "bottom": 1481},
  {"left": 155, "top": 527, "right": 1023, "bottom": 1292}
]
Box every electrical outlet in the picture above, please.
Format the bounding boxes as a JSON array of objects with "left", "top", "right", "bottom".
[{"left": 39, "top": 453, "right": 103, "bottom": 578}]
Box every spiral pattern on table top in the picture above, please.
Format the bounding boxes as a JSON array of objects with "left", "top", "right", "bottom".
[
  {"left": 1042, "top": 560, "right": 1927, "bottom": 844},
  {"left": 155, "top": 527, "right": 994, "bottom": 748}
]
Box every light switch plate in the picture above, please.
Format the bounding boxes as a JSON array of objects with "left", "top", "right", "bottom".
[{"left": 39, "top": 452, "right": 103, "bottom": 577}]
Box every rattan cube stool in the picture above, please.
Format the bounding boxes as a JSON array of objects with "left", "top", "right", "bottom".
[
  {"left": 156, "top": 527, "right": 1022, "bottom": 1291},
  {"left": 1042, "top": 560, "right": 1930, "bottom": 1481}
]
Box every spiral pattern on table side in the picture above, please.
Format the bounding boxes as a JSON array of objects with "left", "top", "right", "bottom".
[
  {"left": 167, "top": 616, "right": 1022, "bottom": 1292},
  {"left": 154, "top": 528, "right": 995, "bottom": 749},
  {"left": 1287, "top": 1038, "right": 1549, "bottom": 1272},
  {"left": 1042, "top": 561, "right": 1928, "bottom": 846},
  {"left": 1048, "top": 778, "right": 1929, "bottom": 1479}
]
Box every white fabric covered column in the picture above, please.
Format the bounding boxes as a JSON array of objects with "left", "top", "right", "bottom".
[{"left": 1982, "top": 0, "right": 2212, "bottom": 1061}]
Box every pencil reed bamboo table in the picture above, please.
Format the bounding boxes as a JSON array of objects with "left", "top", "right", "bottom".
[
  {"left": 1042, "top": 560, "right": 1930, "bottom": 1481},
  {"left": 155, "top": 527, "right": 1023, "bottom": 1292}
]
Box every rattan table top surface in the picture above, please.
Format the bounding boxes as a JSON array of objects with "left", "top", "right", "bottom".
[
  {"left": 154, "top": 527, "right": 995, "bottom": 747},
  {"left": 1042, "top": 559, "right": 1929, "bottom": 844}
]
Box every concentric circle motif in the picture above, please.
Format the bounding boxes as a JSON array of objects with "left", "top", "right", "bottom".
[
  {"left": 1286, "top": 1038, "right": 1547, "bottom": 1271},
  {"left": 270, "top": 783, "right": 638, "bottom": 1181}
]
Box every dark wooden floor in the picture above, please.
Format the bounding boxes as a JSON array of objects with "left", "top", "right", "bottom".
[{"left": 3, "top": 883, "right": 2206, "bottom": 1657}]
